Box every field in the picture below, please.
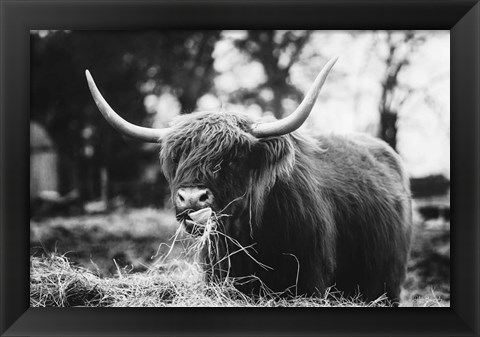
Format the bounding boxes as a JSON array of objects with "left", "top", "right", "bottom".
[{"left": 30, "top": 207, "right": 450, "bottom": 307}]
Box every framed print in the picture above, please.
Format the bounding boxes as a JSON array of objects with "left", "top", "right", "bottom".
[{"left": 1, "top": 0, "right": 479, "bottom": 336}]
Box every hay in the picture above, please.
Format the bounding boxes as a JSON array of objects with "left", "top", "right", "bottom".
[
  {"left": 31, "top": 253, "right": 403, "bottom": 307},
  {"left": 30, "top": 207, "right": 448, "bottom": 307},
  {"left": 30, "top": 254, "right": 114, "bottom": 307},
  {"left": 167, "top": 207, "right": 273, "bottom": 285}
]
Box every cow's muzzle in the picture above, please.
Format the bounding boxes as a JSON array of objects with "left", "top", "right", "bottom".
[{"left": 175, "top": 187, "right": 213, "bottom": 212}]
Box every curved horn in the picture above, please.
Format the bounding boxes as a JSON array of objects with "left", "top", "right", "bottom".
[
  {"left": 251, "top": 56, "right": 338, "bottom": 138},
  {"left": 85, "top": 70, "right": 170, "bottom": 142}
]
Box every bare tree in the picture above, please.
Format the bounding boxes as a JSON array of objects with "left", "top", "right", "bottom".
[
  {"left": 377, "top": 31, "right": 426, "bottom": 151},
  {"left": 233, "top": 30, "right": 313, "bottom": 118}
]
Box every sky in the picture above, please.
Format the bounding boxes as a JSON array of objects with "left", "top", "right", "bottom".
[{"left": 149, "top": 31, "right": 450, "bottom": 179}]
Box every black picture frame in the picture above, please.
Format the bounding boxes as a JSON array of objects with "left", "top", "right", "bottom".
[{"left": 1, "top": 0, "right": 479, "bottom": 336}]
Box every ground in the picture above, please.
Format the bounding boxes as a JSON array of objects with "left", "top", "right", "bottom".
[{"left": 30, "top": 206, "right": 450, "bottom": 307}]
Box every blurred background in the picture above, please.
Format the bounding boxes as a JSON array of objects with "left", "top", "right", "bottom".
[{"left": 30, "top": 30, "right": 450, "bottom": 304}]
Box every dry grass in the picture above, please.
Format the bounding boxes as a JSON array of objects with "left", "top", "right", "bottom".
[
  {"left": 160, "top": 206, "right": 273, "bottom": 283},
  {"left": 30, "top": 208, "right": 181, "bottom": 276},
  {"left": 31, "top": 253, "right": 396, "bottom": 307},
  {"left": 30, "top": 253, "right": 446, "bottom": 307},
  {"left": 30, "top": 207, "right": 450, "bottom": 308}
]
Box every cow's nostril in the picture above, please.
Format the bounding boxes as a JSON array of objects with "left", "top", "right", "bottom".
[
  {"left": 176, "top": 187, "right": 213, "bottom": 210},
  {"left": 199, "top": 192, "right": 209, "bottom": 202}
]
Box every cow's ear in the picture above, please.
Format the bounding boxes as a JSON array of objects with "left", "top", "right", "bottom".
[{"left": 250, "top": 136, "right": 295, "bottom": 181}]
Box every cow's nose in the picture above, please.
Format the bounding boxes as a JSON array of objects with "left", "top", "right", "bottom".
[{"left": 176, "top": 187, "right": 213, "bottom": 210}]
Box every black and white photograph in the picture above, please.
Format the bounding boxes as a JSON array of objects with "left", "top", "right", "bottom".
[{"left": 29, "top": 30, "right": 450, "bottom": 307}]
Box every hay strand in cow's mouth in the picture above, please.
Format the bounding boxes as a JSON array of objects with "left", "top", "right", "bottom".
[
  {"left": 150, "top": 194, "right": 272, "bottom": 290},
  {"left": 177, "top": 207, "right": 272, "bottom": 285}
]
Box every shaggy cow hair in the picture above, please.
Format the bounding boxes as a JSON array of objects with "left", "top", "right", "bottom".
[{"left": 160, "top": 111, "right": 412, "bottom": 303}]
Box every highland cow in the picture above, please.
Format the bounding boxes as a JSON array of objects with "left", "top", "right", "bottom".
[{"left": 85, "top": 57, "right": 412, "bottom": 303}]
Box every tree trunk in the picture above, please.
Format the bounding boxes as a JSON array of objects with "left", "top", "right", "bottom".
[{"left": 379, "top": 109, "right": 398, "bottom": 151}]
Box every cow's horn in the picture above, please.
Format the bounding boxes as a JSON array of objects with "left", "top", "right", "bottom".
[
  {"left": 85, "top": 70, "right": 170, "bottom": 143},
  {"left": 251, "top": 56, "right": 338, "bottom": 138}
]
